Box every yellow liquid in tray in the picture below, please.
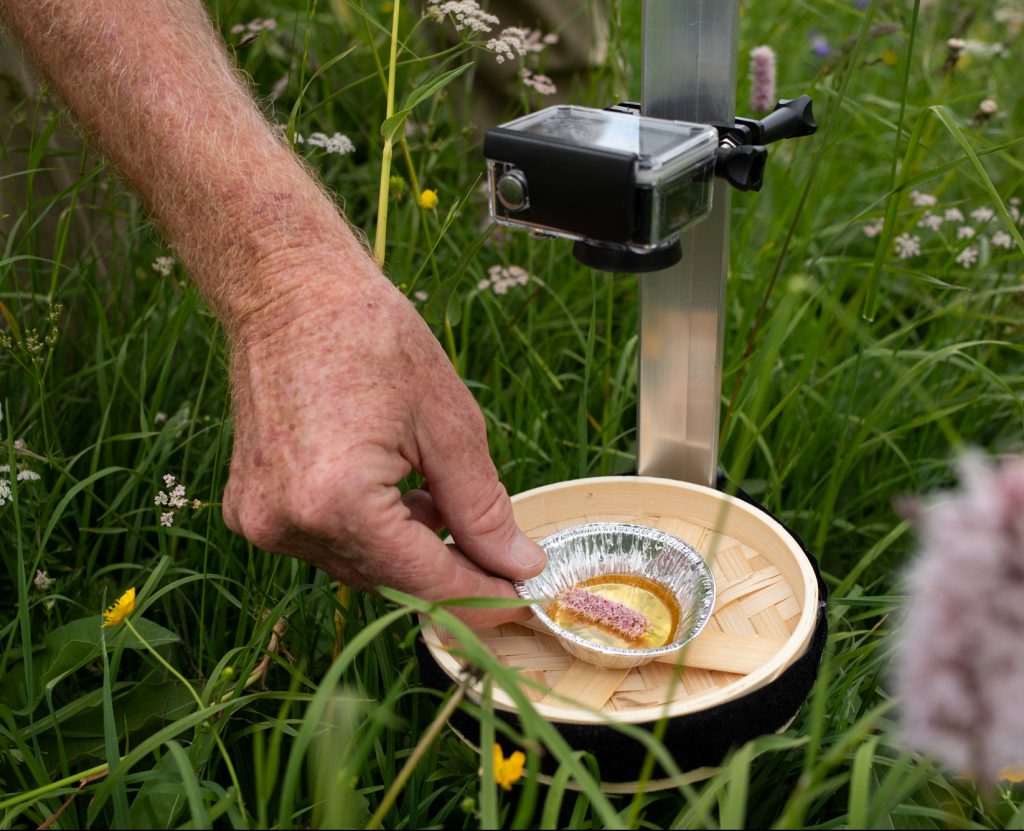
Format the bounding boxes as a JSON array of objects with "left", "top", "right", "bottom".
[{"left": 549, "top": 573, "right": 681, "bottom": 650}]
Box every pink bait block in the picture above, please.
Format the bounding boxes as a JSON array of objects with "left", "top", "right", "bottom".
[{"left": 558, "top": 588, "right": 649, "bottom": 640}]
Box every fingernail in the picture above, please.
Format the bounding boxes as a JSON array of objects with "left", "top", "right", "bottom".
[{"left": 510, "top": 532, "right": 546, "bottom": 575}]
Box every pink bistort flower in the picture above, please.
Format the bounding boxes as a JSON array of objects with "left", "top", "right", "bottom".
[
  {"left": 749, "top": 46, "right": 776, "bottom": 114},
  {"left": 894, "top": 454, "right": 1024, "bottom": 783}
]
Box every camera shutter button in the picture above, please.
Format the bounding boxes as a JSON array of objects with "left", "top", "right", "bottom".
[{"left": 496, "top": 169, "right": 528, "bottom": 211}]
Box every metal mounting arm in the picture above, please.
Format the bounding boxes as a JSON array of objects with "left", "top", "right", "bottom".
[{"left": 637, "top": 0, "right": 739, "bottom": 487}]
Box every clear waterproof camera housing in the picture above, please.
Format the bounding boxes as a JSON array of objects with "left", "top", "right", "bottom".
[{"left": 484, "top": 105, "right": 719, "bottom": 260}]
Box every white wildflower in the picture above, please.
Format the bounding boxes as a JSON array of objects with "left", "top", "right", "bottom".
[
  {"left": 894, "top": 233, "right": 921, "bottom": 260},
  {"left": 152, "top": 256, "right": 175, "bottom": 277},
  {"left": 917, "top": 212, "right": 943, "bottom": 231},
  {"left": 413, "top": 290, "right": 429, "bottom": 302},
  {"left": 957, "top": 225, "right": 976, "bottom": 240},
  {"left": 944, "top": 207, "right": 965, "bottom": 223},
  {"left": 427, "top": 0, "right": 499, "bottom": 33},
  {"left": 909, "top": 190, "right": 937, "bottom": 208},
  {"left": 519, "top": 29, "right": 554, "bottom": 54},
  {"left": 995, "top": 2, "right": 1024, "bottom": 31},
  {"left": 862, "top": 218, "right": 885, "bottom": 238},
  {"left": 978, "top": 99, "right": 999, "bottom": 115},
  {"left": 486, "top": 26, "right": 530, "bottom": 63},
  {"left": 16, "top": 470, "right": 40, "bottom": 481},
  {"left": 480, "top": 264, "right": 530, "bottom": 295},
  {"left": 520, "top": 68, "right": 557, "bottom": 96},
  {"left": 962, "top": 40, "right": 1008, "bottom": 58},
  {"left": 33, "top": 570, "right": 55, "bottom": 591},
  {"left": 155, "top": 473, "right": 196, "bottom": 525},
  {"left": 0, "top": 479, "right": 10, "bottom": 507},
  {"left": 233, "top": 18, "right": 276, "bottom": 35},
  {"left": 542, "top": 33, "right": 559, "bottom": 45},
  {"left": 154, "top": 411, "right": 168, "bottom": 424},
  {"left": 955, "top": 246, "right": 978, "bottom": 268},
  {"left": 192, "top": 499, "right": 202, "bottom": 510},
  {"left": 970, "top": 207, "right": 995, "bottom": 223},
  {"left": 992, "top": 231, "right": 1015, "bottom": 249},
  {"left": 305, "top": 132, "right": 355, "bottom": 156}
]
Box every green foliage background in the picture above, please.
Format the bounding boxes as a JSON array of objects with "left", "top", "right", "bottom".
[{"left": 1, "top": 0, "right": 1022, "bottom": 827}]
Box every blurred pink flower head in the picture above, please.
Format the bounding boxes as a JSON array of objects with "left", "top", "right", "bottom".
[
  {"left": 749, "top": 46, "right": 777, "bottom": 114},
  {"left": 894, "top": 453, "right": 1024, "bottom": 783}
]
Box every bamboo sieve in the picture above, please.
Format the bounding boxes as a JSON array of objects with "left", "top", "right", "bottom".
[{"left": 419, "top": 475, "right": 827, "bottom": 790}]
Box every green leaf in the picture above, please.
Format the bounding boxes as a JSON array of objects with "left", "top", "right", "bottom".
[
  {"left": 380, "top": 63, "right": 472, "bottom": 142},
  {"left": 0, "top": 616, "right": 179, "bottom": 715},
  {"left": 930, "top": 104, "right": 1024, "bottom": 253}
]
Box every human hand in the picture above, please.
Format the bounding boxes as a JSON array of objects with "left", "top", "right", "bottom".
[
  {"left": 0, "top": 0, "right": 545, "bottom": 624},
  {"left": 222, "top": 248, "right": 547, "bottom": 626}
]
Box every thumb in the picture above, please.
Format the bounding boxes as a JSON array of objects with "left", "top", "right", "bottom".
[{"left": 419, "top": 406, "right": 546, "bottom": 581}]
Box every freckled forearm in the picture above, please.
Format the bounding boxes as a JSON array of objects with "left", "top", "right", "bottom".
[{"left": 0, "top": 0, "right": 364, "bottom": 330}]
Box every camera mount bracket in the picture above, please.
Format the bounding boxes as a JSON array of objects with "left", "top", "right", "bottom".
[{"left": 571, "top": 95, "right": 816, "bottom": 271}]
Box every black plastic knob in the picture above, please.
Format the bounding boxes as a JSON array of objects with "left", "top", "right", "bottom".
[
  {"left": 715, "top": 144, "right": 767, "bottom": 192},
  {"left": 757, "top": 95, "right": 817, "bottom": 144}
]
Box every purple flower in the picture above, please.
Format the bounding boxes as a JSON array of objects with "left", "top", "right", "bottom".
[
  {"left": 894, "top": 454, "right": 1024, "bottom": 783},
  {"left": 749, "top": 46, "right": 777, "bottom": 114},
  {"left": 809, "top": 33, "right": 832, "bottom": 58}
]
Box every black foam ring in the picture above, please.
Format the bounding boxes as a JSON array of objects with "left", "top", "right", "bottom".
[{"left": 414, "top": 484, "right": 829, "bottom": 782}]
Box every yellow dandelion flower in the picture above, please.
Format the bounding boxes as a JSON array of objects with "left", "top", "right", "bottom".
[
  {"left": 418, "top": 188, "right": 438, "bottom": 210},
  {"left": 492, "top": 743, "right": 525, "bottom": 790},
  {"left": 881, "top": 48, "right": 898, "bottom": 66},
  {"left": 102, "top": 587, "right": 136, "bottom": 628}
]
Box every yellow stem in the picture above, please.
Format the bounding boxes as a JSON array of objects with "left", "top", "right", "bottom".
[
  {"left": 373, "top": 0, "right": 403, "bottom": 266},
  {"left": 366, "top": 672, "right": 472, "bottom": 829},
  {"left": 0, "top": 763, "right": 108, "bottom": 812}
]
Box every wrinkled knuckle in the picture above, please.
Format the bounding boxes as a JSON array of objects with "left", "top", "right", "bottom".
[
  {"left": 222, "top": 501, "right": 241, "bottom": 536},
  {"left": 288, "top": 496, "right": 335, "bottom": 540},
  {"left": 221, "top": 487, "right": 241, "bottom": 535},
  {"left": 287, "top": 468, "right": 365, "bottom": 539},
  {"left": 465, "top": 480, "right": 514, "bottom": 540},
  {"left": 236, "top": 502, "right": 282, "bottom": 551}
]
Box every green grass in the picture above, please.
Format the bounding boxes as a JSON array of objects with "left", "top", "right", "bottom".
[{"left": 2, "top": 0, "right": 1023, "bottom": 827}]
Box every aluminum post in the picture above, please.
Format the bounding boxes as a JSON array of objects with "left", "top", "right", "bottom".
[{"left": 638, "top": 0, "right": 740, "bottom": 486}]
